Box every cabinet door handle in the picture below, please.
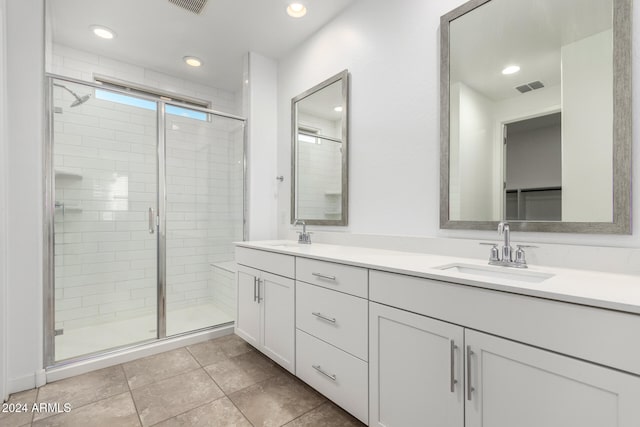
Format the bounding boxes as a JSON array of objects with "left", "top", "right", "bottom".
[
  {"left": 466, "top": 345, "right": 475, "bottom": 401},
  {"left": 312, "top": 312, "right": 336, "bottom": 324},
  {"left": 312, "top": 272, "right": 336, "bottom": 281},
  {"left": 450, "top": 340, "right": 458, "bottom": 393},
  {"left": 253, "top": 277, "right": 258, "bottom": 302},
  {"left": 312, "top": 364, "right": 337, "bottom": 381},
  {"left": 257, "top": 278, "right": 262, "bottom": 302},
  {"left": 148, "top": 208, "right": 155, "bottom": 234}
]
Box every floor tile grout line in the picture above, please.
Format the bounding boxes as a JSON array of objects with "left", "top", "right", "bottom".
[
  {"left": 126, "top": 364, "right": 204, "bottom": 392},
  {"left": 122, "top": 364, "right": 145, "bottom": 427},
  {"left": 146, "top": 395, "right": 228, "bottom": 427},
  {"left": 31, "top": 369, "right": 135, "bottom": 425}
]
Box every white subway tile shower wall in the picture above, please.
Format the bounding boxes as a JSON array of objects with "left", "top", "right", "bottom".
[
  {"left": 49, "top": 44, "right": 243, "bottom": 355},
  {"left": 53, "top": 84, "right": 159, "bottom": 334},
  {"left": 165, "top": 114, "right": 244, "bottom": 331},
  {"left": 52, "top": 96, "right": 243, "bottom": 344},
  {"left": 50, "top": 43, "right": 240, "bottom": 116}
]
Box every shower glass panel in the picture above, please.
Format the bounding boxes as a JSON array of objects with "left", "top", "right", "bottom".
[
  {"left": 51, "top": 79, "right": 158, "bottom": 361},
  {"left": 164, "top": 107, "right": 244, "bottom": 336}
]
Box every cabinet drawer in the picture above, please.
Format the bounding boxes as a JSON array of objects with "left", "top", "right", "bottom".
[
  {"left": 296, "top": 329, "right": 368, "bottom": 424},
  {"left": 235, "top": 246, "right": 294, "bottom": 278},
  {"left": 296, "top": 281, "right": 368, "bottom": 361},
  {"left": 296, "top": 257, "right": 367, "bottom": 298}
]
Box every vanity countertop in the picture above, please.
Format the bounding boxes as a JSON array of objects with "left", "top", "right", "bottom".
[{"left": 236, "top": 240, "right": 640, "bottom": 315}]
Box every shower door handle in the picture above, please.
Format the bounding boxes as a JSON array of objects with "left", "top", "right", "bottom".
[{"left": 148, "top": 208, "right": 155, "bottom": 234}]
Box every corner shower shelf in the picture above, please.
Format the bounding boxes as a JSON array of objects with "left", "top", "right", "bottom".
[{"left": 55, "top": 168, "right": 83, "bottom": 180}]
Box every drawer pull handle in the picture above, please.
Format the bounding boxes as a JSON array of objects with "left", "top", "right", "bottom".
[
  {"left": 312, "top": 312, "right": 337, "bottom": 324},
  {"left": 312, "top": 272, "right": 336, "bottom": 281},
  {"left": 312, "top": 364, "right": 337, "bottom": 381}
]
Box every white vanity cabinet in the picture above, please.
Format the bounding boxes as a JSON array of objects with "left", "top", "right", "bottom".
[
  {"left": 294, "top": 258, "right": 369, "bottom": 424},
  {"left": 235, "top": 247, "right": 295, "bottom": 373},
  {"left": 465, "top": 329, "right": 640, "bottom": 427},
  {"left": 369, "top": 302, "right": 464, "bottom": 427},
  {"left": 235, "top": 243, "right": 640, "bottom": 427},
  {"left": 369, "top": 270, "right": 640, "bottom": 427}
]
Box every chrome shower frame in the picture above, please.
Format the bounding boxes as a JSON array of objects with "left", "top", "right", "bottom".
[{"left": 43, "top": 73, "right": 248, "bottom": 368}]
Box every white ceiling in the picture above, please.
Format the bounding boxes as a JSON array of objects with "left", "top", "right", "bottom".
[
  {"left": 449, "top": 0, "right": 612, "bottom": 101},
  {"left": 48, "top": 0, "right": 357, "bottom": 92}
]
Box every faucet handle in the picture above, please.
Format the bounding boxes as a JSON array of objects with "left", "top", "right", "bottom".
[
  {"left": 480, "top": 242, "right": 500, "bottom": 262},
  {"left": 514, "top": 245, "right": 537, "bottom": 267}
]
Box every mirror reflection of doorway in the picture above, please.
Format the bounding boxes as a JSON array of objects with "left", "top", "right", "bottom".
[{"left": 505, "top": 112, "right": 562, "bottom": 221}]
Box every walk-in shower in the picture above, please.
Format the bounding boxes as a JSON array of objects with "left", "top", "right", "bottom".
[{"left": 44, "top": 75, "right": 245, "bottom": 365}]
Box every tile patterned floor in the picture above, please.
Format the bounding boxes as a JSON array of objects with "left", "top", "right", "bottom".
[{"left": 1, "top": 334, "right": 365, "bottom": 427}]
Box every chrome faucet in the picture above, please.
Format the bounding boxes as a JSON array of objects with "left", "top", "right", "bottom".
[
  {"left": 482, "top": 221, "right": 536, "bottom": 268},
  {"left": 498, "top": 221, "right": 512, "bottom": 263},
  {"left": 293, "top": 219, "right": 311, "bottom": 244}
]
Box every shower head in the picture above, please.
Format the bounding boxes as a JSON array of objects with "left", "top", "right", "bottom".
[
  {"left": 70, "top": 94, "right": 91, "bottom": 107},
  {"left": 53, "top": 83, "right": 91, "bottom": 108}
]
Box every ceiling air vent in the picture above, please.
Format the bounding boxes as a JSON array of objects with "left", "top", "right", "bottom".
[
  {"left": 515, "top": 81, "right": 545, "bottom": 94},
  {"left": 168, "top": 0, "right": 208, "bottom": 15}
]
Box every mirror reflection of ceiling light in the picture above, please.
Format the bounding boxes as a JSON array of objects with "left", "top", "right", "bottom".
[
  {"left": 502, "top": 65, "right": 521, "bottom": 75},
  {"left": 334, "top": 106, "right": 343, "bottom": 112},
  {"left": 90, "top": 25, "right": 116, "bottom": 39},
  {"left": 183, "top": 56, "right": 203, "bottom": 67},
  {"left": 287, "top": 2, "right": 307, "bottom": 17}
]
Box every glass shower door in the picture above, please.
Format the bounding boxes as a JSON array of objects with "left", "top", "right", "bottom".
[
  {"left": 164, "top": 105, "right": 245, "bottom": 336},
  {"left": 51, "top": 79, "right": 158, "bottom": 361}
]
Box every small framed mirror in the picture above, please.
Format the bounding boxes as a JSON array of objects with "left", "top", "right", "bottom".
[
  {"left": 291, "top": 70, "right": 349, "bottom": 226},
  {"left": 440, "top": 0, "right": 631, "bottom": 233}
]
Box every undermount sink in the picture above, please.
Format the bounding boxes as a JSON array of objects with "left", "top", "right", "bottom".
[
  {"left": 436, "top": 263, "right": 554, "bottom": 284},
  {"left": 265, "top": 241, "right": 304, "bottom": 248}
]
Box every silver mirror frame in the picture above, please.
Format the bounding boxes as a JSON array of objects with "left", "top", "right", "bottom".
[
  {"left": 440, "top": 0, "right": 632, "bottom": 234},
  {"left": 291, "top": 70, "right": 349, "bottom": 226}
]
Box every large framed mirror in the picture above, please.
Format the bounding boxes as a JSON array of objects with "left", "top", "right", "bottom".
[
  {"left": 440, "top": 0, "right": 631, "bottom": 233},
  {"left": 291, "top": 70, "right": 349, "bottom": 226}
]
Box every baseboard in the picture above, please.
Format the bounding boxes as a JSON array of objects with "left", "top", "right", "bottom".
[{"left": 7, "top": 373, "right": 37, "bottom": 396}]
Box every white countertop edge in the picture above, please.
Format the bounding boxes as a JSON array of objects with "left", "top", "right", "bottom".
[{"left": 235, "top": 240, "right": 640, "bottom": 316}]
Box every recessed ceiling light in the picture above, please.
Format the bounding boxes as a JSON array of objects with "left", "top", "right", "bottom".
[
  {"left": 334, "top": 106, "right": 343, "bottom": 112},
  {"left": 90, "top": 25, "right": 116, "bottom": 39},
  {"left": 287, "top": 2, "right": 307, "bottom": 18},
  {"left": 183, "top": 56, "right": 203, "bottom": 67},
  {"left": 502, "top": 65, "right": 521, "bottom": 75}
]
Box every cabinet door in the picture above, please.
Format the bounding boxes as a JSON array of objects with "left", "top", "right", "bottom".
[
  {"left": 235, "top": 266, "right": 260, "bottom": 348},
  {"left": 369, "top": 302, "right": 464, "bottom": 427},
  {"left": 261, "top": 270, "right": 295, "bottom": 373},
  {"left": 465, "top": 329, "right": 640, "bottom": 427}
]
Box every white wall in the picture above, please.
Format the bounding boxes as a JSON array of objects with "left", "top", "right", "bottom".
[
  {"left": 246, "top": 52, "right": 279, "bottom": 239},
  {"left": 0, "top": 0, "right": 8, "bottom": 403},
  {"left": 6, "top": 0, "right": 45, "bottom": 393},
  {"left": 561, "top": 30, "right": 614, "bottom": 222},
  {"left": 278, "top": 0, "right": 453, "bottom": 236},
  {"left": 277, "top": 0, "right": 640, "bottom": 250}
]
